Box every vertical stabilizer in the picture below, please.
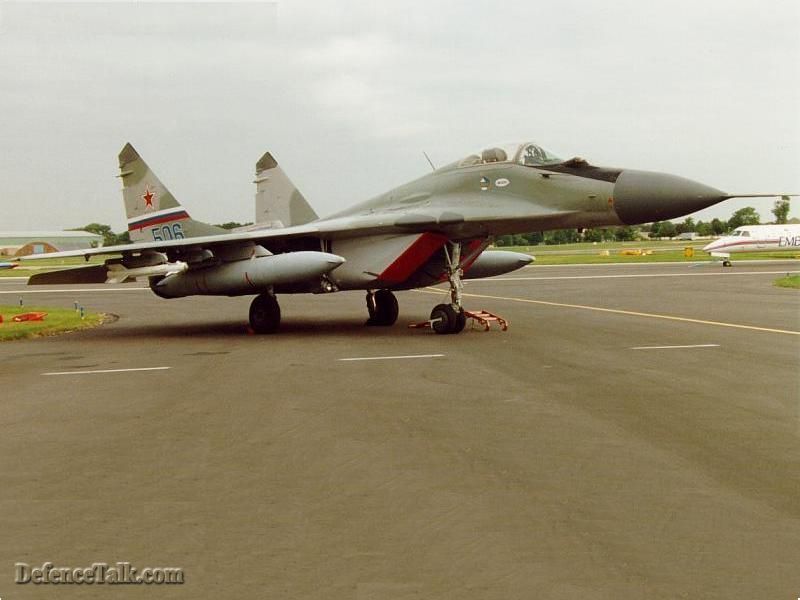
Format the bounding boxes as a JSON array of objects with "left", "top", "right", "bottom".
[
  {"left": 118, "top": 143, "right": 226, "bottom": 242},
  {"left": 254, "top": 152, "right": 318, "bottom": 228}
]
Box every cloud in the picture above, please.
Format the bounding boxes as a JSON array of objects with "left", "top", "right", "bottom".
[{"left": 0, "top": 0, "right": 797, "bottom": 228}]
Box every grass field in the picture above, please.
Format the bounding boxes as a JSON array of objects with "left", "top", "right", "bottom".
[
  {"left": 0, "top": 305, "right": 104, "bottom": 341},
  {"left": 774, "top": 274, "right": 800, "bottom": 289}
]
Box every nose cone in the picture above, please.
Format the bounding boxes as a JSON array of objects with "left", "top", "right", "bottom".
[{"left": 613, "top": 170, "right": 727, "bottom": 225}]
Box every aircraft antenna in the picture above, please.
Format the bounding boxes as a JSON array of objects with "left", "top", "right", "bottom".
[{"left": 423, "top": 151, "right": 436, "bottom": 171}]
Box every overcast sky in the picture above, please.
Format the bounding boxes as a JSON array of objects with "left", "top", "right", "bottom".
[{"left": 0, "top": 0, "right": 798, "bottom": 232}]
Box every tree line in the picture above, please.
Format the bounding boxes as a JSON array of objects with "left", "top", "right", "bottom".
[{"left": 495, "top": 198, "right": 792, "bottom": 247}]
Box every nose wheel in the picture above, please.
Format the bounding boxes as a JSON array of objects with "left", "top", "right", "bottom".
[{"left": 430, "top": 303, "right": 466, "bottom": 334}]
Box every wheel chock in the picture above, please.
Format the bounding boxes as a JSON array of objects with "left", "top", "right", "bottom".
[
  {"left": 407, "top": 310, "right": 508, "bottom": 331},
  {"left": 464, "top": 310, "right": 508, "bottom": 331}
]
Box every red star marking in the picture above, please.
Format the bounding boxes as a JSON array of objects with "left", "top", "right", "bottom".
[{"left": 142, "top": 187, "right": 155, "bottom": 209}]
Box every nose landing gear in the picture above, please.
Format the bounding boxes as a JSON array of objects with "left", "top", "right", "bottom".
[
  {"left": 429, "top": 241, "right": 467, "bottom": 334},
  {"left": 411, "top": 241, "right": 508, "bottom": 334}
]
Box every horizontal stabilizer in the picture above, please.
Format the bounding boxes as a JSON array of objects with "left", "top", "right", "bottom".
[{"left": 28, "top": 265, "right": 109, "bottom": 285}]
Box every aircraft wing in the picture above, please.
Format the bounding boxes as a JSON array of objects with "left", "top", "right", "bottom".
[
  {"left": 18, "top": 222, "right": 323, "bottom": 261},
  {"left": 21, "top": 205, "right": 578, "bottom": 263}
]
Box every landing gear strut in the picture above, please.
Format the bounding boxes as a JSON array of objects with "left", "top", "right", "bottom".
[
  {"left": 430, "top": 241, "right": 467, "bottom": 335},
  {"left": 249, "top": 292, "right": 281, "bottom": 334},
  {"left": 366, "top": 289, "right": 399, "bottom": 326}
]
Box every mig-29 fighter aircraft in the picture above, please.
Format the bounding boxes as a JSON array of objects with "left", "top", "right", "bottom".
[{"left": 22, "top": 141, "right": 763, "bottom": 334}]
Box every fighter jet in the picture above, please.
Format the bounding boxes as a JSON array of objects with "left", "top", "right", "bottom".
[{"left": 22, "top": 141, "right": 763, "bottom": 334}]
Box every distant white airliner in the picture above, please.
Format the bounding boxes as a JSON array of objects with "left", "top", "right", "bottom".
[{"left": 703, "top": 224, "right": 800, "bottom": 266}]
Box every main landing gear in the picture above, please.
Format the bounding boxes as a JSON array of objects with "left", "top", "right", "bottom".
[
  {"left": 430, "top": 241, "right": 467, "bottom": 335},
  {"left": 249, "top": 292, "right": 281, "bottom": 334},
  {"left": 366, "top": 289, "right": 399, "bottom": 326}
]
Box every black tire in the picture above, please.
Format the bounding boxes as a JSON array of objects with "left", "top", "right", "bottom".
[
  {"left": 722, "top": 260, "right": 732, "bottom": 267},
  {"left": 249, "top": 293, "right": 281, "bottom": 334},
  {"left": 374, "top": 289, "right": 399, "bottom": 326},
  {"left": 450, "top": 309, "right": 467, "bottom": 334},
  {"left": 367, "top": 289, "right": 399, "bottom": 326},
  {"left": 431, "top": 303, "right": 456, "bottom": 334}
]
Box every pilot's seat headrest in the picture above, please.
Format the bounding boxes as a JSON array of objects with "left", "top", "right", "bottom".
[{"left": 481, "top": 148, "right": 508, "bottom": 163}]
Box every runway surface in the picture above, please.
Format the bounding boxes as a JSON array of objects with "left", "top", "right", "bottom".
[{"left": 1, "top": 261, "right": 799, "bottom": 599}]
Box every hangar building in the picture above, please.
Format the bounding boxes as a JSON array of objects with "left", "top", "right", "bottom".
[{"left": 0, "top": 231, "right": 103, "bottom": 256}]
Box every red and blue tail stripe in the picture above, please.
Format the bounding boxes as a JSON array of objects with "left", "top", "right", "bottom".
[{"left": 128, "top": 207, "right": 190, "bottom": 231}]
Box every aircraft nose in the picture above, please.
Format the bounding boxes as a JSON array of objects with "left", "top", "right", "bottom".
[{"left": 613, "top": 170, "right": 727, "bottom": 225}]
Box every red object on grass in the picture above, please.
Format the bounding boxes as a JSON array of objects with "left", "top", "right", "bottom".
[{"left": 12, "top": 312, "right": 48, "bottom": 322}]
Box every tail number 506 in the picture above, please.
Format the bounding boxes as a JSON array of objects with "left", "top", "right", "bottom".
[{"left": 151, "top": 223, "right": 185, "bottom": 241}]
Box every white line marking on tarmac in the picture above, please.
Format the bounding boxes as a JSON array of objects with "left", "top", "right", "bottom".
[
  {"left": 471, "top": 270, "right": 799, "bottom": 282},
  {"left": 43, "top": 366, "right": 172, "bottom": 376},
  {"left": 339, "top": 354, "right": 445, "bottom": 362},
  {"left": 630, "top": 344, "right": 720, "bottom": 350},
  {"left": 415, "top": 289, "right": 800, "bottom": 336},
  {"left": 0, "top": 287, "right": 148, "bottom": 295}
]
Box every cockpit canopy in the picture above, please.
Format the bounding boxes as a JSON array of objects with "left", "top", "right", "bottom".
[
  {"left": 458, "top": 142, "right": 563, "bottom": 168},
  {"left": 731, "top": 228, "right": 751, "bottom": 237}
]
